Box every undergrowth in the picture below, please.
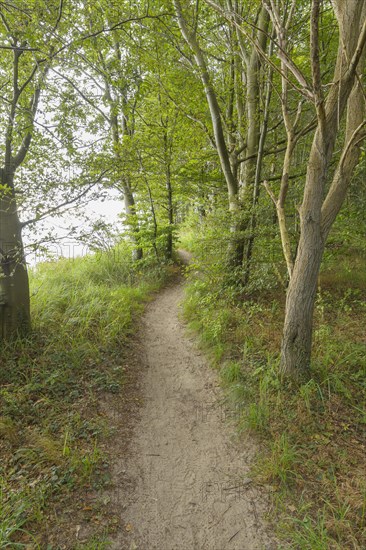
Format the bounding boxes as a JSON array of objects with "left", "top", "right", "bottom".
[
  {"left": 181, "top": 213, "right": 366, "bottom": 549},
  {"left": 0, "top": 244, "right": 172, "bottom": 548}
]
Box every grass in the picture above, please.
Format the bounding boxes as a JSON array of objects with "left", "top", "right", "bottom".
[
  {"left": 0, "top": 243, "right": 173, "bottom": 548},
  {"left": 181, "top": 224, "right": 366, "bottom": 548}
]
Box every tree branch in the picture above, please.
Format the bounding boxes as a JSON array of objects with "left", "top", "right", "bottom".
[
  {"left": 51, "top": 67, "right": 110, "bottom": 124},
  {"left": 21, "top": 170, "right": 111, "bottom": 229},
  {"left": 321, "top": 120, "right": 366, "bottom": 235}
]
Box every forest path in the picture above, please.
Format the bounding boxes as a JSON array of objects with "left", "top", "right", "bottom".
[{"left": 110, "top": 270, "right": 276, "bottom": 550}]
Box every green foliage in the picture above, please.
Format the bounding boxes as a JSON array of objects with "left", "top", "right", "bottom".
[{"left": 281, "top": 495, "right": 364, "bottom": 550}]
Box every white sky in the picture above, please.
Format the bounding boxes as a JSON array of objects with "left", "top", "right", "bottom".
[
  {"left": 17, "top": 65, "right": 126, "bottom": 266},
  {"left": 24, "top": 191, "right": 124, "bottom": 266}
]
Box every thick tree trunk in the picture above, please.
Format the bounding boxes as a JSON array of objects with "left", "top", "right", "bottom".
[
  {"left": 280, "top": 124, "right": 333, "bottom": 378},
  {"left": 280, "top": 218, "right": 324, "bottom": 379},
  {"left": 280, "top": 0, "right": 366, "bottom": 379},
  {"left": 0, "top": 171, "right": 30, "bottom": 339}
]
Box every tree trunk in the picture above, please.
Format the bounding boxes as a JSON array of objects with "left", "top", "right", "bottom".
[
  {"left": 280, "top": 125, "right": 336, "bottom": 378},
  {"left": 280, "top": 217, "right": 324, "bottom": 379},
  {"left": 124, "top": 183, "right": 143, "bottom": 261},
  {"left": 0, "top": 171, "right": 30, "bottom": 339},
  {"left": 243, "top": 57, "right": 273, "bottom": 285},
  {"left": 165, "top": 165, "right": 174, "bottom": 261},
  {"left": 280, "top": 0, "right": 366, "bottom": 379},
  {"left": 240, "top": 7, "right": 269, "bottom": 279},
  {"left": 227, "top": 216, "right": 246, "bottom": 269},
  {"left": 174, "top": 0, "right": 243, "bottom": 267},
  {"left": 98, "top": 44, "right": 143, "bottom": 263}
]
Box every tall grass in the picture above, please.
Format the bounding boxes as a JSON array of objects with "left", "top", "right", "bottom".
[{"left": 0, "top": 244, "right": 172, "bottom": 547}]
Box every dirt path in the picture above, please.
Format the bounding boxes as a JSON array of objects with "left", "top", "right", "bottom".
[{"left": 110, "top": 278, "right": 276, "bottom": 550}]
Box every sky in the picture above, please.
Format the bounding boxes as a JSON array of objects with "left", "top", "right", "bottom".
[{"left": 23, "top": 191, "right": 124, "bottom": 266}]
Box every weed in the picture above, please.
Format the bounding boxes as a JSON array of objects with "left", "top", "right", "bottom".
[
  {"left": 257, "top": 433, "right": 299, "bottom": 486},
  {"left": 284, "top": 512, "right": 331, "bottom": 549},
  {"left": 221, "top": 361, "right": 243, "bottom": 384},
  {"left": 74, "top": 535, "right": 111, "bottom": 549}
]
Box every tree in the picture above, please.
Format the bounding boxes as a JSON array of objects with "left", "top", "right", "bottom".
[
  {"left": 173, "top": 0, "right": 270, "bottom": 273},
  {"left": 262, "top": 0, "right": 366, "bottom": 378},
  {"left": 77, "top": 0, "right": 177, "bottom": 261},
  {"left": 0, "top": 1, "right": 61, "bottom": 337},
  {"left": 0, "top": 0, "right": 126, "bottom": 339}
]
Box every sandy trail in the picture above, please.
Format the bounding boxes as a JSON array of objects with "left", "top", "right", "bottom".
[{"left": 110, "top": 278, "right": 276, "bottom": 550}]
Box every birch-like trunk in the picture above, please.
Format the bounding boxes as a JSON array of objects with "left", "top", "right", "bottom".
[
  {"left": 174, "top": 0, "right": 243, "bottom": 266},
  {"left": 280, "top": 130, "right": 327, "bottom": 378}
]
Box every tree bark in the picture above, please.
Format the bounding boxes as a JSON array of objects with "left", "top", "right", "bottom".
[
  {"left": 241, "top": 7, "right": 269, "bottom": 198},
  {"left": 165, "top": 164, "right": 174, "bottom": 261},
  {"left": 280, "top": 0, "right": 366, "bottom": 379},
  {"left": 97, "top": 43, "right": 143, "bottom": 262},
  {"left": 123, "top": 182, "right": 143, "bottom": 261},
  {"left": 0, "top": 171, "right": 30, "bottom": 338},
  {"left": 280, "top": 202, "right": 325, "bottom": 380},
  {"left": 243, "top": 50, "right": 273, "bottom": 285}
]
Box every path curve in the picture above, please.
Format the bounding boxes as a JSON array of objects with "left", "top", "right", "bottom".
[{"left": 111, "top": 279, "right": 276, "bottom": 550}]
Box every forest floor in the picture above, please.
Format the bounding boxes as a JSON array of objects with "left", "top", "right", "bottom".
[{"left": 94, "top": 262, "right": 277, "bottom": 549}]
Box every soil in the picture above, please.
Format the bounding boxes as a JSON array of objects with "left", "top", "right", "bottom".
[{"left": 104, "top": 264, "right": 277, "bottom": 549}]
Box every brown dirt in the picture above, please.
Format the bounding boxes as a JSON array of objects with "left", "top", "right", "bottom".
[{"left": 105, "top": 275, "right": 277, "bottom": 550}]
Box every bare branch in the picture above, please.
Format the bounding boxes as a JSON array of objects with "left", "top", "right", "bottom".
[
  {"left": 321, "top": 120, "right": 366, "bottom": 234},
  {"left": 347, "top": 18, "right": 366, "bottom": 79},
  {"left": 205, "top": 0, "right": 314, "bottom": 101},
  {"left": 0, "top": 9, "right": 12, "bottom": 34},
  {"left": 50, "top": 0, "right": 64, "bottom": 36},
  {"left": 13, "top": 67, "right": 47, "bottom": 170},
  {"left": 0, "top": 44, "right": 39, "bottom": 51}
]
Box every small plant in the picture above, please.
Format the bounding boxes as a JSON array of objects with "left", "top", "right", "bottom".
[
  {"left": 285, "top": 512, "right": 331, "bottom": 549},
  {"left": 74, "top": 536, "right": 111, "bottom": 549},
  {"left": 299, "top": 379, "right": 324, "bottom": 413},
  {"left": 221, "top": 361, "right": 242, "bottom": 384},
  {"left": 257, "top": 433, "right": 299, "bottom": 486}
]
